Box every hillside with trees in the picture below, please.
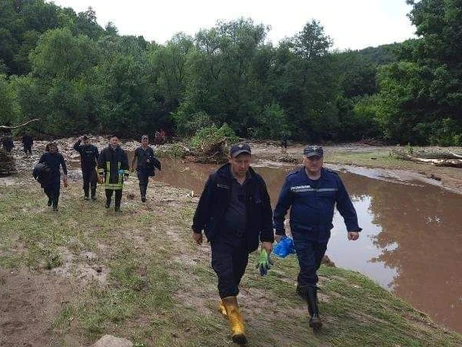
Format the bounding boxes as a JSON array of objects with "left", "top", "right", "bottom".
[{"left": 0, "top": 0, "right": 461, "bottom": 145}]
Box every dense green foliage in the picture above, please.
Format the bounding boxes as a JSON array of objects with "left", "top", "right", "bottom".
[{"left": 0, "top": 0, "right": 460, "bottom": 145}]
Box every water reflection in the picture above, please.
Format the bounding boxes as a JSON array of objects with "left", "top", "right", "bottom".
[{"left": 154, "top": 158, "right": 462, "bottom": 333}]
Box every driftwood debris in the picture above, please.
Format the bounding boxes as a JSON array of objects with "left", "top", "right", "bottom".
[
  {"left": 0, "top": 149, "right": 16, "bottom": 175},
  {"left": 189, "top": 138, "right": 229, "bottom": 164},
  {"left": 0, "top": 118, "right": 40, "bottom": 130},
  {"left": 392, "top": 149, "right": 462, "bottom": 168}
]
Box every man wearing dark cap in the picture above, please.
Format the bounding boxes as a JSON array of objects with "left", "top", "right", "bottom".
[
  {"left": 131, "top": 135, "right": 158, "bottom": 202},
  {"left": 73, "top": 135, "right": 99, "bottom": 200},
  {"left": 273, "top": 145, "right": 361, "bottom": 330},
  {"left": 192, "top": 143, "right": 274, "bottom": 344}
]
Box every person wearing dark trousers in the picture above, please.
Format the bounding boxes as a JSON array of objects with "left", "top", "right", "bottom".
[
  {"left": 73, "top": 135, "right": 99, "bottom": 200},
  {"left": 38, "top": 142, "right": 68, "bottom": 211},
  {"left": 192, "top": 143, "right": 274, "bottom": 344},
  {"left": 2, "top": 136, "right": 14, "bottom": 152},
  {"left": 22, "top": 134, "right": 33, "bottom": 156},
  {"left": 131, "top": 135, "right": 155, "bottom": 202},
  {"left": 273, "top": 145, "right": 362, "bottom": 330},
  {"left": 97, "top": 135, "right": 129, "bottom": 212}
]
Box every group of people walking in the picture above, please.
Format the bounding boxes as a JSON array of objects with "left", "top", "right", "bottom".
[
  {"left": 1, "top": 133, "right": 34, "bottom": 155},
  {"left": 34, "top": 135, "right": 361, "bottom": 345},
  {"left": 192, "top": 143, "right": 362, "bottom": 344},
  {"left": 35, "top": 134, "right": 160, "bottom": 212}
]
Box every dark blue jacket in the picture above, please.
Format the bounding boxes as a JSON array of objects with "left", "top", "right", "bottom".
[
  {"left": 73, "top": 140, "right": 99, "bottom": 169},
  {"left": 192, "top": 163, "right": 274, "bottom": 252},
  {"left": 273, "top": 167, "right": 361, "bottom": 242},
  {"left": 38, "top": 152, "right": 67, "bottom": 184}
]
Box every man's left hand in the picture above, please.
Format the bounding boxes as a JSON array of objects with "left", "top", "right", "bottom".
[
  {"left": 256, "top": 249, "right": 274, "bottom": 276},
  {"left": 348, "top": 231, "right": 360, "bottom": 241},
  {"left": 261, "top": 241, "right": 273, "bottom": 254}
]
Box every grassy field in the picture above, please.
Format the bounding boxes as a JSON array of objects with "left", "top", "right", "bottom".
[{"left": 1, "top": 171, "right": 461, "bottom": 346}]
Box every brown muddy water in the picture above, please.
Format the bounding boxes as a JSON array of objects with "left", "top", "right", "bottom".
[{"left": 153, "top": 157, "right": 462, "bottom": 333}]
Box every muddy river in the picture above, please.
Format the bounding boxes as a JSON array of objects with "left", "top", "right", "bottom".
[{"left": 153, "top": 157, "right": 462, "bottom": 333}]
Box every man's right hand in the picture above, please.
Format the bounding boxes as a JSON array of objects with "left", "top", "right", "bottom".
[
  {"left": 275, "top": 234, "right": 285, "bottom": 243},
  {"left": 192, "top": 231, "right": 203, "bottom": 245}
]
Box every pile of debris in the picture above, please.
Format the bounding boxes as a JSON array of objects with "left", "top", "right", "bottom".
[
  {"left": 391, "top": 148, "right": 462, "bottom": 168},
  {"left": 188, "top": 138, "right": 229, "bottom": 164},
  {"left": 0, "top": 149, "right": 16, "bottom": 175}
]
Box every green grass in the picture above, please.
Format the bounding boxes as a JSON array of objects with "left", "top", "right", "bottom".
[{"left": 0, "top": 175, "right": 461, "bottom": 346}]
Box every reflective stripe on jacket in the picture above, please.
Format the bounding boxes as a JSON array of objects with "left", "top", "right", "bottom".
[
  {"left": 97, "top": 145, "right": 129, "bottom": 190},
  {"left": 273, "top": 167, "right": 361, "bottom": 242}
]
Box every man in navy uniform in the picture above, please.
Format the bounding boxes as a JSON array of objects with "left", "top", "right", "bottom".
[
  {"left": 273, "top": 145, "right": 361, "bottom": 330},
  {"left": 73, "top": 135, "right": 99, "bottom": 200}
]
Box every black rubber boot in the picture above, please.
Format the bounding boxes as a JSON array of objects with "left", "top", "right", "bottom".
[{"left": 306, "top": 285, "right": 322, "bottom": 330}]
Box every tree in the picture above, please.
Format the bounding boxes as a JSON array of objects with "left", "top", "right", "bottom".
[
  {"left": 0, "top": 74, "right": 18, "bottom": 126},
  {"left": 374, "top": 0, "right": 462, "bottom": 145},
  {"left": 175, "top": 18, "right": 271, "bottom": 137},
  {"left": 272, "top": 20, "right": 338, "bottom": 141}
]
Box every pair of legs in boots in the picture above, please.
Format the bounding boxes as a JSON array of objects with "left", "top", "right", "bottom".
[
  {"left": 82, "top": 167, "right": 97, "bottom": 200},
  {"left": 137, "top": 170, "right": 149, "bottom": 202},
  {"left": 44, "top": 180, "right": 60, "bottom": 211},
  {"left": 293, "top": 234, "right": 328, "bottom": 330},
  {"left": 212, "top": 233, "right": 248, "bottom": 345},
  {"left": 105, "top": 189, "right": 122, "bottom": 212}
]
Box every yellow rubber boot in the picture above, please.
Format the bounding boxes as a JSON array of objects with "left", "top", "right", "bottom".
[
  {"left": 218, "top": 300, "right": 227, "bottom": 317},
  {"left": 222, "top": 296, "right": 247, "bottom": 345}
]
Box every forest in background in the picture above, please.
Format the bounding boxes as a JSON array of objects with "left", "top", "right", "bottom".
[{"left": 0, "top": 0, "right": 461, "bottom": 145}]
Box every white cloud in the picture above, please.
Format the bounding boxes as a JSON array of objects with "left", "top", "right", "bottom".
[{"left": 49, "top": 0, "right": 416, "bottom": 50}]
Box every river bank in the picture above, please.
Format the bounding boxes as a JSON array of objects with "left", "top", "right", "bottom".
[
  {"left": 1, "top": 137, "right": 461, "bottom": 346},
  {"left": 6, "top": 136, "right": 462, "bottom": 195}
]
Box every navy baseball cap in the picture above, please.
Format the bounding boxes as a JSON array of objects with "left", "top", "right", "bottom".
[
  {"left": 303, "top": 145, "right": 323, "bottom": 158},
  {"left": 230, "top": 143, "right": 251, "bottom": 157}
]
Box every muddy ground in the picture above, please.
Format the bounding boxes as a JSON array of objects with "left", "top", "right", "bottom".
[
  {"left": 1, "top": 138, "right": 461, "bottom": 346},
  {"left": 6, "top": 136, "right": 462, "bottom": 195}
]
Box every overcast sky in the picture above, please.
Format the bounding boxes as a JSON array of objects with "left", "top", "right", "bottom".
[{"left": 49, "top": 0, "right": 416, "bottom": 51}]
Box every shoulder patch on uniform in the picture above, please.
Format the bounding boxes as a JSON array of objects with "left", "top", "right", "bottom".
[
  {"left": 326, "top": 168, "right": 339, "bottom": 175},
  {"left": 286, "top": 166, "right": 302, "bottom": 178}
]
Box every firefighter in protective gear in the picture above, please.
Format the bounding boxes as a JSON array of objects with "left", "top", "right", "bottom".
[{"left": 97, "top": 135, "right": 129, "bottom": 212}]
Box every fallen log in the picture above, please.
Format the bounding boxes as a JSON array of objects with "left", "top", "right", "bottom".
[
  {"left": 0, "top": 118, "right": 40, "bottom": 129},
  {"left": 391, "top": 150, "right": 462, "bottom": 168}
]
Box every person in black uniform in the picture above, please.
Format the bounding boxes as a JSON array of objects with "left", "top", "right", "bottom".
[
  {"left": 22, "top": 134, "right": 33, "bottom": 156},
  {"left": 73, "top": 135, "right": 99, "bottom": 200},
  {"left": 192, "top": 143, "right": 274, "bottom": 344},
  {"left": 2, "top": 136, "right": 14, "bottom": 152},
  {"left": 97, "top": 135, "right": 129, "bottom": 212},
  {"left": 131, "top": 135, "right": 156, "bottom": 202},
  {"left": 273, "top": 145, "right": 361, "bottom": 330},
  {"left": 38, "top": 142, "right": 68, "bottom": 211}
]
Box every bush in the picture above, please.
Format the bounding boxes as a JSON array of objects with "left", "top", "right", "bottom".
[{"left": 190, "top": 124, "right": 239, "bottom": 152}]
